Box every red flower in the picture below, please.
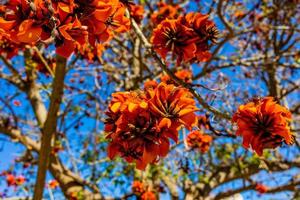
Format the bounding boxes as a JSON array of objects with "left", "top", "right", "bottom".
[
  {"left": 141, "top": 191, "right": 156, "bottom": 200},
  {"left": 48, "top": 179, "right": 59, "bottom": 189},
  {"left": 132, "top": 181, "right": 145, "bottom": 195},
  {"left": 56, "top": 18, "right": 88, "bottom": 58},
  {"left": 160, "top": 69, "right": 193, "bottom": 84},
  {"left": 147, "top": 83, "right": 198, "bottom": 131},
  {"left": 233, "top": 97, "right": 294, "bottom": 156},
  {"left": 15, "top": 175, "right": 25, "bottom": 186},
  {"left": 186, "top": 131, "right": 212, "bottom": 153},
  {"left": 151, "top": 2, "right": 180, "bottom": 25},
  {"left": 105, "top": 91, "right": 172, "bottom": 170},
  {"left": 6, "top": 174, "right": 15, "bottom": 186},
  {"left": 129, "top": 4, "right": 144, "bottom": 24},
  {"left": 16, "top": 19, "right": 42, "bottom": 44},
  {"left": 255, "top": 183, "right": 268, "bottom": 194},
  {"left": 81, "top": 0, "right": 130, "bottom": 42},
  {"left": 105, "top": 83, "right": 198, "bottom": 170},
  {"left": 180, "top": 12, "right": 218, "bottom": 62},
  {"left": 13, "top": 100, "right": 21, "bottom": 107},
  {"left": 144, "top": 80, "right": 159, "bottom": 90},
  {"left": 151, "top": 19, "right": 197, "bottom": 64}
]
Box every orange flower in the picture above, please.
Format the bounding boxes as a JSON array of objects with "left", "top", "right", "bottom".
[
  {"left": 151, "top": 19, "right": 197, "bottom": 64},
  {"left": 255, "top": 183, "right": 268, "bottom": 194},
  {"left": 79, "top": 43, "right": 105, "bottom": 62},
  {"left": 15, "top": 175, "right": 25, "bottom": 186},
  {"left": 105, "top": 83, "right": 197, "bottom": 169},
  {"left": 151, "top": 2, "right": 180, "bottom": 25},
  {"left": 132, "top": 181, "right": 145, "bottom": 195},
  {"left": 82, "top": 0, "right": 130, "bottom": 42},
  {"left": 48, "top": 179, "right": 59, "bottom": 189},
  {"left": 53, "top": 0, "right": 77, "bottom": 22},
  {"left": 141, "top": 191, "right": 156, "bottom": 200},
  {"left": 180, "top": 12, "right": 218, "bottom": 62},
  {"left": 147, "top": 83, "right": 198, "bottom": 131},
  {"left": 129, "top": 4, "right": 144, "bottom": 23},
  {"left": 16, "top": 19, "right": 42, "bottom": 44},
  {"left": 0, "top": 17, "right": 16, "bottom": 33},
  {"left": 105, "top": 90, "right": 173, "bottom": 170},
  {"left": 233, "top": 97, "right": 294, "bottom": 156},
  {"left": 160, "top": 70, "right": 193, "bottom": 84},
  {"left": 186, "top": 130, "right": 212, "bottom": 153},
  {"left": 6, "top": 174, "right": 15, "bottom": 186},
  {"left": 56, "top": 18, "right": 88, "bottom": 58},
  {"left": 144, "top": 80, "right": 159, "bottom": 90}
]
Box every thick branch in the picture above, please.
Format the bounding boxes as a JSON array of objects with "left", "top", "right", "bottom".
[
  {"left": 33, "top": 55, "right": 67, "bottom": 200},
  {"left": 214, "top": 179, "right": 300, "bottom": 200},
  {"left": 0, "top": 121, "right": 103, "bottom": 199}
]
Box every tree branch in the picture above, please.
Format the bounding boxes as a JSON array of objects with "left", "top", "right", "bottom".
[{"left": 33, "top": 55, "right": 67, "bottom": 200}]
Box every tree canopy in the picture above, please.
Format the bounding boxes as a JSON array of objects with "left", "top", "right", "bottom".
[{"left": 0, "top": 0, "right": 299, "bottom": 199}]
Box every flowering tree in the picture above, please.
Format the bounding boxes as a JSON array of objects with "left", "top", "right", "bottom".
[{"left": 0, "top": 0, "right": 299, "bottom": 199}]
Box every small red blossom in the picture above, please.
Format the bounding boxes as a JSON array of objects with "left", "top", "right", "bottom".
[
  {"left": 141, "top": 191, "right": 156, "bottom": 200},
  {"left": 48, "top": 179, "right": 59, "bottom": 189},
  {"left": 255, "top": 183, "right": 268, "bottom": 194},
  {"left": 130, "top": 4, "right": 144, "bottom": 24},
  {"left": 160, "top": 70, "right": 193, "bottom": 84},
  {"left": 13, "top": 100, "right": 21, "bottom": 107},
  {"left": 151, "top": 2, "right": 181, "bottom": 25},
  {"left": 132, "top": 181, "right": 145, "bottom": 195},
  {"left": 144, "top": 80, "right": 159, "bottom": 90},
  {"left": 186, "top": 130, "right": 212, "bottom": 153},
  {"left": 15, "top": 175, "right": 26, "bottom": 186},
  {"left": 6, "top": 174, "right": 15, "bottom": 186}
]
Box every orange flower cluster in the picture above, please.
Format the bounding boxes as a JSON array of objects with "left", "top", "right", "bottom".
[
  {"left": 105, "top": 82, "right": 198, "bottom": 169},
  {"left": 0, "top": 0, "right": 133, "bottom": 59},
  {"left": 186, "top": 130, "right": 212, "bottom": 153},
  {"left": 141, "top": 191, "right": 156, "bottom": 200},
  {"left": 151, "top": 2, "right": 181, "bottom": 25},
  {"left": 6, "top": 174, "right": 25, "bottom": 186},
  {"left": 151, "top": 12, "right": 218, "bottom": 64},
  {"left": 132, "top": 181, "right": 145, "bottom": 195},
  {"left": 160, "top": 69, "right": 193, "bottom": 84},
  {"left": 144, "top": 69, "right": 192, "bottom": 89},
  {"left": 130, "top": 4, "right": 144, "bottom": 24},
  {"left": 255, "top": 183, "right": 268, "bottom": 194},
  {"left": 131, "top": 180, "right": 156, "bottom": 199},
  {"left": 233, "top": 97, "right": 294, "bottom": 156}
]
